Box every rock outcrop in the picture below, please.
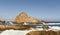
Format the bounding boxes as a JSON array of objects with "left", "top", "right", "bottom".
[
  {"left": 26, "top": 30, "right": 60, "bottom": 35},
  {"left": 14, "top": 12, "right": 42, "bottom": 24}
]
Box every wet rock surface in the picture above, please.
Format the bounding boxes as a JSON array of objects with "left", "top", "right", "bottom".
[{"left": 26, "top": 30, "right": 60, "bottom": 35}]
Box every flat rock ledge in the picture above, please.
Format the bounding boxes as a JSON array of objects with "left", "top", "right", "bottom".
[{"left": 26, "top": 30, "right": 60, "bottom": 35}]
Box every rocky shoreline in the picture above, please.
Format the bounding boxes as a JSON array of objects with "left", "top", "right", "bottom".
[{"left": 26, "top": 30, "right": 60, "bottom": 35}]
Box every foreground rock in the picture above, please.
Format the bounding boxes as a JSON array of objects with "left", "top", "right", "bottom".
[{"left": 26, "top": 30, "right": 60, "bottom": 35}]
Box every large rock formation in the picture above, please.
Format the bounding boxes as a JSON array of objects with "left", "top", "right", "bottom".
[{"left": 14, "top": 12, "right": 42, "bottom": 24}]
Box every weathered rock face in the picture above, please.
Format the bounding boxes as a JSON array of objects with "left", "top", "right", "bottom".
[
  {"left": 14, "top": 12, "right": 42, "bottom": 24},
  {"left": 26, "top": 30, "right": 60, "bottom": 35}
]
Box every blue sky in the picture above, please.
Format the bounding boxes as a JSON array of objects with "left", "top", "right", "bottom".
[{"left": 0, "top": 0, "right": 60, "bottom": 21}]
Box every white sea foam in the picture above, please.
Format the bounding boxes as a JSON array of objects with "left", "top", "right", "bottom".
[
  {"left": 0, "top": 23, "right": 60, "bottom": 35},
  {"left": 0, "top": 29, "right": 43, "bottom": 35},
  {"left": 0, "top": 30, "right": 28, "bottom": 35},
  {"left": 0, "top": 26, "right": 60, "bottom": 35},
  {"left": 49, "top": 26, "right": 60, "bottom": 31}
]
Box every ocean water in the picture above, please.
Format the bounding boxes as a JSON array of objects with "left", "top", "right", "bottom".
[{"left": 0, "top": 23, "right": 60, "bottom": 35}]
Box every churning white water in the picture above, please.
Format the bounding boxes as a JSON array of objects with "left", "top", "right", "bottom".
[
  {"left": 0, "top": 30, "right": 27, "bottom": 35},
  {"left": 0, "top": 29, "right": 43, "bottom": 35},
  {"left": 0, "top": 26, "right": 60, "bottom": 35},
  {"left": 0, "top": 23, "right": 60, "bottom": 35}
]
